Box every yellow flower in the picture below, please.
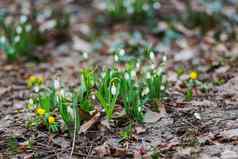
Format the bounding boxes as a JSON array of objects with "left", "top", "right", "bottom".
[
  {"left": 48, "top": 116, "right": 56, "bottom": 125},
  {"left": 27, "top": 75, "right": 44, "bottom": 88},
  {"left": 36, "top": 107, "right": 45, "bottom": 116},
  {"left": 190, "top": 71, "right": 199, "bottom": 80}
]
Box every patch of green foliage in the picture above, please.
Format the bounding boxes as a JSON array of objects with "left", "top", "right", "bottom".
[
  {"left": 0, "top": 14, "right": 46, "bottom": 61},
  {"left": 106, "top": 0, "right": 159, "bottom": 27},
  {"left": 120, "top": 72, "right": 144, "bottom": 122},
  {"left": 27, "top": 61, "right": 168, "bottom": 133},
  {"left": 96, "top": 68, "right": 121, "bottom": 120},
  {"left": 0, "top": 8, "right": 70, "bottom": 61}
]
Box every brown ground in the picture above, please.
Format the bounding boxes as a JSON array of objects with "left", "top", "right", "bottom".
[{"left": 1, "top": 0, "right": 238, "bottom": 159}]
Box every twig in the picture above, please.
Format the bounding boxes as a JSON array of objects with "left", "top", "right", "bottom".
[{"left": 69, "top": 108, "right": 77, "bottom": 159}]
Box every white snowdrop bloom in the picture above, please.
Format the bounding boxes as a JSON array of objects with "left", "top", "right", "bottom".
[
  {"left": 194, "top": 112, "right": 201, "bottom": 120},
  {"left": 20, "top": 15, "right": 28, "bottom": 24},
  {"left": 150, "top": 64, "right": 156, "bottom": 69},
  {"left": 127, "top": 6, "right": 134, "bottom": 14},
  {"left": 114, "top": 54, "right": 119, "bottom": 62},
  {"left": 143, "top": 4, "right": 149, "bottom": 11},
  {"left": 123, "top": 0, "right": 131, "bottom": 6},
  {"left": 142, "top": 87, "right": 149, "bottom": 96},
  {"left": 28, "top": 98, "right": 34, "bottom": 105},
  {"left": 149, "top": 51, "right": 155, "bottom": 60},
  {"left": 162, "top": 55, "right": 167, "bottom": 62},
  {"left": 53, "top": 80, "right": 60, "bottom": 89},
  {"left": 14, "top": 36, "right": 20, "bottom": 43},
  {"left": 0, "top": 36, "right": 6, "bottom": 43},
  {"left": 157, "top": 67, "right": 163, "bottom": 75},
  {"left": 161, "top": 85, "right": 165, "bottom": 91},
  {"left": 25, "top": 24, "right": 32, "bottom": 32},
  {"left": 138, "top": 106, "right": 142, "bottom": 112},
  {"left": 33, "top": 86, "right": 40, "bottom": 93},
  {"left": 66, "top": 92, "right": 72, "bottom": 99},
  {"left": 111, "top": 84, "right": 117, "bottom": 96},
  {"left": 16, "top": 26, "right": 23, "bottom": 34},
  {"left": 47, "top": 20, "right": 56, "bottom": 29},
  {"left": 153, "top": 2, "right": 160, "bottom": 9},
  {"left": 37, "top": 14, "right": 45, "bottom": 23},
  {"left": 67, "top": 106, "right": 75, "bottom": 119},
  {"left": 124, "top": 73, "right": 130, "bottom": 80},
  {"left": 119, "top": 49, "right": 125, "bottom": 56},
  {"left": 131, "top": 70, "right": 136, "bottom": 78},
  {"left": 134, "top": 82, "right": 139, "bottom": 88},
  {"left": 146, "top": 72, "right": 151, "bottom": 79},
  {"left": 83, "top": 52, "right": 88, "bottom": 59},
  {"left": 101, "top": 72, "right": 106, "bottom": 78},
  {"left": 92, "top": 94, "right": 96, "bottom": 100},
  {"left": 136, "top": 62, "right": 140, "bottom": 69},
  {"left": 59, "top": 89, "right": 65, "bottom": 96}
]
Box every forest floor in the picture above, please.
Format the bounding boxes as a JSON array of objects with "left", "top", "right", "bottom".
[{"left": 1, "top": 1, "right": 238, "bottom": 159}]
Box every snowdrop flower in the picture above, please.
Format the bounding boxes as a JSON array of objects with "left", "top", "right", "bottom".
[
  {"left": 149, "top": 51, "right": 155, "bottom": 60},
  {"left": 59, "top": 89, "right": 65, "bottom": 96},
  {"left": 134, "top": 82, "right": 139, "bottom": 88},
  {"left": 53, "top": 80, "right": 60, "bottom": 89},
  {"left": 111, "top": 83, "right": 117, "bottom": 96},
  {"left": 162, "top": 55, "right": 167, "bottom": 62},
  {"left": 136, "top": 62, "right": 140, "bottom": 69},
  {"left": 16, "top": 26, "right": 23, "bottom": 34},
  {"left": 143, "top": 4, "right": 149, "bottom": 11},
  {"left": 14, "top": 36, "right": 20, "bottom": 43},
  {"left": 146, "top": 72, "right": 151, "bottom": 79},
  {"left": 157, "top": 67, "right": 163, "bottom": 75},
  {"left": 47, "top": 20, "right": 56, "bottom": 29},
  {"left": 101, "top": 72, "right": 106, "bottom": 78},
  {"left": 92, "top": 94, "right": 96, "bottom": 100},
  {"left": 127, "top": 6, "right": 134, "bottom": 14},
  {"left": 27, "top": 98, "right": 34, "bottom": 109},
  {"left": 25, "top": 24, "right": 32, "bottom": 32},
  {"left": 83, "top": 52, "right": 88, "bottom": 59},
  {"left": 124, "top": 72, "right": 130, "bottom": 80},
  {"left": 0, "top": 36, "right": 6, "bottom": 43},
  {"left": 138, "top": 106, "right": 142, "bottom": 112},
  {"left": 161, "top": 85, "right": 165, "bottom": 91},
  {"left": 114, "top": 54, "right": 119, "bottom": 62},
  {"left": 29, "top": 98, "right": 34, "bottom": 105},
  {"left": 142, "top": 87, "right": 149, "bottom": 96},
  {"left": 131, "top": 70, "right": 136, "bottom": 78},
  {"left": 119, "top": 49, "right": 125, "bottom": 56},
  {"left": 153, "top": 2, "right": 160, "bottom": 9},
  {"left": 20, "top": 15, "right": 28, "bottom": 24},
  {"left": 150, "top": 64, "right": 156, "bottom": 69},
  {"left": 33, "top": 86, "right": 40, "bottom": 93}
]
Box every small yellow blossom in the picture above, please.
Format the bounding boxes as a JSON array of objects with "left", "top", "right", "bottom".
[
  {"left": 190, "top": 71, "right": 199, "bottom": 80},
  {"left": 36, "top": 107, "right": 45, "bottom": 116},
  {"left": 48, "top": 116, "right": 56, "bottom": 125},
  {"left": 27, "top": 75, "right": 44, "bottom": 88}
]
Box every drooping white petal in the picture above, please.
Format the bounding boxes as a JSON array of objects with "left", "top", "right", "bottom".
[{"left": 111, "top": 84, "right": 117, "bottom": 96}]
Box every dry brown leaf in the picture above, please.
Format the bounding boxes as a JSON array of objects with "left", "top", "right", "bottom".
[
  {"left": 135, "top": 126, "right": 146, "bottom": 135},
  {"left": 94, "top": 143, "right": 111, "bottom": 158}
]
